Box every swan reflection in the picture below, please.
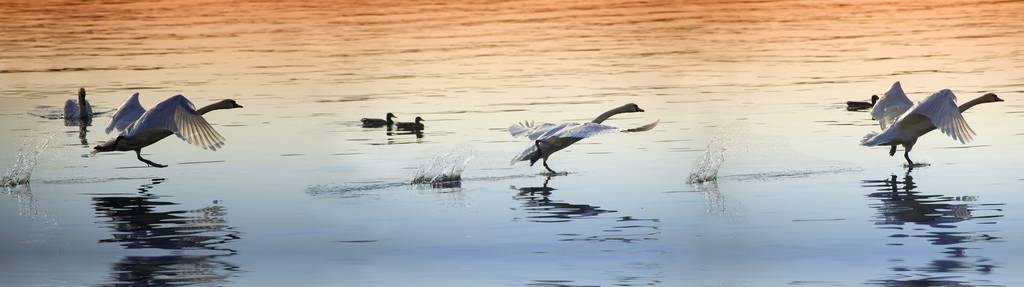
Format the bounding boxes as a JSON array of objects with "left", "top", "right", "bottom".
[
  {"left": 93, "top": 178, "right": 240, "bottom": 286},
  {"left": 863, "top": 173, "right": 1003, "bottom": 285}
]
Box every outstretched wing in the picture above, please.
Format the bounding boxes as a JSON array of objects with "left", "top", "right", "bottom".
[
  {"left": 105, "top": 93, "right": 146, "bottom": 134},
  {"left": 126, "top": 95, "right": 226, "bottom": 150},
  {"left": 622, "top": 119, "right": 659, "bottom": 133},
  {"left": 870, "top": 81, "right": 913, "bottom": 129},
  {"left": 509, "top": 121, "right": 619, "bottom": 141},
  {"left": 906, "top": 89, "right": 975, "bottom": 144}
]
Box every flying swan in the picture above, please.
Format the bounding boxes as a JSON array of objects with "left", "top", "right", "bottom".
[
  {"left": 93, "top": 94, "right": 243, "bottom": 168},
  {"left": 861, "top": 89, "right": 1002, "bottom": 168},
  {"left": 509, "top": 103, "right": 658, "bottom": 174}
]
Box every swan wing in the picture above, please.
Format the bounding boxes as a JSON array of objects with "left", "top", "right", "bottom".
[
  {"left": 63, "top": 99, "right": 77, "bottom": 119},
  {"left": 870, "top": 81, "right": 913, "bottom": 129},
  {"left": 126, "top": 95, "right": 226, "bottom": 150},
  {"left": 906, "top": 89, "right": 975, "bottom": 144},
  {"left": 554, "top": 123, "right": 619, "bottom": 139},
  {"left": 509, "top": 121, "right": 575, "bottom": 140},
  {"left": 105, "top": 93, "right": 146, "bottom": 134},
  {"left": 622, "top": 119, "right": 659, "bottom": 133}
]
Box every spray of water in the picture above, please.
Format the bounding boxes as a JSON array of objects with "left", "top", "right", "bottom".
[
  {"left": 411, "top": 146, "right": 475, "bottom": 186},
  {"left": 2, "top": 136, "right": 52, "bottom": 187},
  {"left": 686, "top": 138, "right": 726, "bottom": 184}
]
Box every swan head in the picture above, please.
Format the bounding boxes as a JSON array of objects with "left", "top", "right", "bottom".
[
  {"left": 622, "top": 103, "right": 644, "bottom": 113},
  {"left": 92, "top": 135, "right": 123, "bottom": 153},
  {"left": 78, "top": 88, "right": 86, "bottom": 102},
  {"left": 221, "top": 99, "right": 243, "bottom": 109},
  {"left": 982, "top": 93, "right": 1003, "bottom": 103}
]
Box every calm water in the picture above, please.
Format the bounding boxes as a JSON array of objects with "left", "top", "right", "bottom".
[{"left": 2, "top": 0, "right": 1024, "bottom": 286}]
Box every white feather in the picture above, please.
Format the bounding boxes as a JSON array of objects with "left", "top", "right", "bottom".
[
  {"left": 105, "top": 93, "right": 145, "bottom": 134},
  {"left": 870, "top": 81, "right": 913, "bottom": 130},
  {"left": 125, "top": 95, "right": 226, "bottom": 150}
]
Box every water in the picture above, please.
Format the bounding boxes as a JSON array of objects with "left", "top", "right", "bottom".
[{"left": 2, "top": 0, "right": 1024, "bottom": 286}]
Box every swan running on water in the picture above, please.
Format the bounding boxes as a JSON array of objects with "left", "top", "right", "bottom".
[
  {"left": 93, "top": 94, "right": 243, "bottom": 168},
  {"left": 509, "top": 103, "right": 658, "bottom": 174},
  {"left": 64, "top": 88, "right": 93, "bottom": 124},
  {"left": 861, "top": 89, "right": 1002, "bottom": 168}
]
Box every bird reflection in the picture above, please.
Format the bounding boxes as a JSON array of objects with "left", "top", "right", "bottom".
[
  {"left": 862, "top": 172, "right": 1002, "bottom": 285},
  {"left": 93, "top": 178, "right": 241, "bottom": 286},
  {"left": 512, "top": 176, "right": 659, "bottom": 243},
  {"left": 65, "top": 117, "right": 91, "bottom": 146}
]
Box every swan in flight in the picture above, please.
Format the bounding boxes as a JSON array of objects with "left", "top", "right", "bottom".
[
  {"left": 64, "top": 88, "right": 93, "bottom": 124},
  {"left": 509, "top": 103, "right": 658, "bottom": 174},
  {"left": 846, "top": 95, "right": 878, "bottom": 111},
  {"left": 861, "top": 89, "right": 1002, "bottom": 168},
  {"left": 361, "top": 112, "right": 397, "bottom": 128},
  {"left": 93, "top": 94, "right": 243, "bottom": 168},
  {"left": 395, "top": 116, "right": 425, "bottom": 131},
  {"left": 870, "top": 81, "right": 914, "bottom": 129}
]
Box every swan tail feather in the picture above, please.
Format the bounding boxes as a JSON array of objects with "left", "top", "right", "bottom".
[{"left": 861, "top": 131, "right": 886, "bottom": 146}]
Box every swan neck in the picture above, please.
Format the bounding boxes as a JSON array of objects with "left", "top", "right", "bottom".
[
  {"left": 957, "top": 96, "right": 991, "bottom": 113},
  {"left": 197, "top": 102, "right": 233, "bottom": 115},
  {"left": 591, "top": 106, "right": 627, "bottom": 124}
]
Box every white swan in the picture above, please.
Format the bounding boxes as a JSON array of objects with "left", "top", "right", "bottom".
[
  {"left": 93, "top": 94, "right": 243, "bottom": 168},
  {"left": 63, "top": 88, "right": 93, "bottom": 124},
  {"left": 870, "top": 81, "right": 913, "bottom": 130},
  {"left": 861, "top": 89, "right": 1003, "bottom": 167},
  {"left": 509, "top": 103, "right": 658, "bottom": 174}
]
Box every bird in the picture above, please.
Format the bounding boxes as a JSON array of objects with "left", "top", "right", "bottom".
[
  {"left": 64, "top": 88, "right": 93, "bottom": 125},
  {"left": 846, "top": 95, "right": 879, "bottom": 111},
  {"left": 870, "top": 81, "right": 914, "bottom": 130},
  {"left": 361, "top": 112, "right": 397, "bottom": 128},
  {"left": 861, "top": 89, "right": 1003, "bottom": 168},
  {"left": 395, "top": 116, "right": 424, "bottom": 131},
  {"left": 509, "top": 103, "right": 657, "bottom": 174},
  {"left": 93, "top": 94, "right": 243, "bottom": 168}
]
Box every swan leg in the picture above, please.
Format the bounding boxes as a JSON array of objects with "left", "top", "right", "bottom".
[
  {"left": 889, "top": 145, "right": 897, "bottom": 157},
  {"left": 135, "top": 149, "right": 167, "bottom": 168},
  {"left": 903, "top": 147, "right": 913, "bottom": 169},
  {"left": 542, "top": 158, "right": 557, "bottom": 174}
]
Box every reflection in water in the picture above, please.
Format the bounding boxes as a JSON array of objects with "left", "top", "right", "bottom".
[
  {"left": 93, "top": 178, "right": 241, "bottom": 286},
  {"left": 863, "top": 173, "right": 1003, "bottom": 286},
  {"left": 512, "top": 176, "right": 659, "bottom": 243}
]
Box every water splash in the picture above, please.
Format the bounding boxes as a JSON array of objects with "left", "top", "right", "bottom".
[
  {"left": 686, "top": 138, "right": 726, "bottom": 184},
  {"left": 2, "top": 136, "right": 52, "bottom": 187},
  {"left": 411, "top": 146, "right": 475, "bottom": 186}
]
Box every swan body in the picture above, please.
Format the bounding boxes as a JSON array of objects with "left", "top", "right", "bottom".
[
  {"left": 846, "top": 95, "right": 878, "bottom": 111},
  {"left": 509, "top": 103, "right": 656, "bottom": 173},
  {"left": 361, "top": 112, "right": 397, "bottom": 128},
  {"left": 395, "top": 116, "right": 424, "bottom": 131},
  {"left": 870, "top": 81, "right": 914, "bottom": 129},
  {"left": 63, "top": 88, "right": 93, "bottom": 124},
  {"left": 861, "top": 89, "right": 1002, "bottom": 167},
  {"left": 93, "top": 95, "right": 243, "bottom": 168}
]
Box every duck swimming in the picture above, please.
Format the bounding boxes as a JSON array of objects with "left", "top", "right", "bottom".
[
  {"left": 395, "top": 116, "right": 424, "bottom": 131},
  {"left": 846, "top": 95, "right": 879, "bottom": 111},
  {"left": 361, "top": 113, "right": 397, "bottom": 128},
  {"left": 93, "top": 94, "right": 243, "bottom": 168}
]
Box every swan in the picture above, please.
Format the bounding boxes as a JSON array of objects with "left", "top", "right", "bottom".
[
  {"left": 846, "top": 95, "right": 878, "bottom": 111},
  {"left": 93, "top": 94, "right": 243, "bottom": 168},
  {"left": 361, "top": 113, "right": 397, "bottom": 128},
  {"left": 395, "top": 116, "right": 424, "bottom": 131},
  {"left": 64, "top": 88, "right": 93, "bottom": 124},
  {"left": 861, "top": 89, "right": 1002, "bottom": 168},
  {"left": 870, "top": 81, "right": 914, "bottom": 129},
  {"left": 509, "top": 103, "right": 658, "bottom": 174}
]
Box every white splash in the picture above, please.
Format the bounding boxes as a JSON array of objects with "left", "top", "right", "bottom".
[
  {"left": 2, "top": 136, "right": 52, "bottom": 187},
  {"left": 686, "top": 138, "right": 726, "bottom": 184},
  {"left": 411, "top": 146, "right": 475, "bottom": 186}
]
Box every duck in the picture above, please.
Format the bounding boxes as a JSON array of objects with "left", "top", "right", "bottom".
[
  {"left": 861, "top": 89, "right": 1003, "bottom": 168},
  {"left": 846, "top": 95, "right": 879, "bottom": 111},
  {"left": 361, "top": 113, "right": 397, "bottom": 128},
  {"left": 509, "top": 103, "right": 658, "bottom": 174},
  {"left": 93, "top": 94, "right": 243, "bottom": 168},
  {"left": 63, "top": 88, "right": 93, "bottom": 125},
  {"left": 395, "top": 116, "right": 424, "bottom": 131}
]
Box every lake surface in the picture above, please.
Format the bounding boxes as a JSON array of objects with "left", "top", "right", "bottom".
[{"left": 2, "top": 0, "right": 1023, "bottom": 286}]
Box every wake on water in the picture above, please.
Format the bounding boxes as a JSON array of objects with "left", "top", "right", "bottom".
[
  {"left": 687, "top": 138, "right": 726, "bottom": 184},
  {"left": 2, "top": 136, "right": 52, "bottom": 187}
]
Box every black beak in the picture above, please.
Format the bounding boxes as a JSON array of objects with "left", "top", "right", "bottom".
[
  {"left": 637, "top": 108, "right": 645, "bottom": 112},
  {"left": 995, "top": 96, "right": 1004, "bottom": 102}
]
